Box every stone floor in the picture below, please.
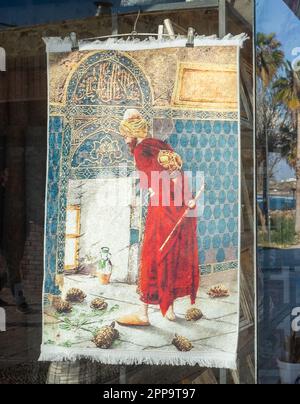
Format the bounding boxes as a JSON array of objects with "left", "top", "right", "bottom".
[
  {"left": 44, "top": 274, "right": 238, "bottom": 356},
  {"left": 0, "top": 272, "right": 238, "bottom": 383}
]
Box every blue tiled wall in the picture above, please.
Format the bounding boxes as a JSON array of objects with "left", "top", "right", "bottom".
[
  {"left": 44, "top": 116, "right": 63, "bottom": 295},
  {"left": 168, "top": 119, "right": 239, "bottom": 272}
]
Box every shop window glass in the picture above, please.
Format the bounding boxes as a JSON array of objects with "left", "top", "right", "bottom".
[
  {"left": 0, "top": 0, "right": 254, "bottom": 385},
  {"left": 256, "top": 0, "right": 300, "bottom": 385}
]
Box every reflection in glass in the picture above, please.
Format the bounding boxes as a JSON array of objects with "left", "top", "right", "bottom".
[{"left": 256, "top": 0, "right": 300, "bottom": 384}]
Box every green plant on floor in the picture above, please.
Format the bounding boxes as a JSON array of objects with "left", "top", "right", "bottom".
[
  {"left": 61, "top": 341, "right": 73, "bottom": 348},
  {"left": 58, "top": 316, "right": 94, "bottom": 333},
  {"left": 44, "top": 340, "right": 55, "bottom": 346},
  {"left": 55, "top": 304, "right": 120, "bottom": 335}
]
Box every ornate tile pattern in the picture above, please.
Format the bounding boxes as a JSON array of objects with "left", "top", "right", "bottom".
[
  {"left": 45, "top": 50, "right": 240, "bottom": 294},
  {"left": 45, "top": 116, "right": 63, "bottom": 294},
  {"left": 168, "top": 119, "right": 239, "bottom": 271}
]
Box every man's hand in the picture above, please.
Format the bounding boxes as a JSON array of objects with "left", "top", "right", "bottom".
[{"left": 188, "top": 199, "right": 197, "bottom": 209}]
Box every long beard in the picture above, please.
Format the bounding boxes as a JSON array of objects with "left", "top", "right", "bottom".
[{"left": 128, "top": 138, "right": 138, "bottom": 155}]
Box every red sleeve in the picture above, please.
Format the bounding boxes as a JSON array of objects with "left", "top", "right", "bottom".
[{"left": 134, "top": 139, "right": 173, "bottom": 189}]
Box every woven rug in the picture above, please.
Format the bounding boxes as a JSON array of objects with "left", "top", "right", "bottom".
[{"left": 40, "top": 35, "right": 246, "bottom": 369}]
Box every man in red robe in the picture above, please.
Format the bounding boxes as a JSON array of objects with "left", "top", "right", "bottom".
[{"left": 117, "top": 109, "right": 200, "bottom": 325}]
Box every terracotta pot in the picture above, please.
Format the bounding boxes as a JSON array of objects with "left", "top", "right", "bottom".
[{"left": 97, "top": 273, "right": 111, "bottom": 285}]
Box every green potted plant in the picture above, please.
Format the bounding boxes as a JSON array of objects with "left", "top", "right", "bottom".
[{"left": 97, "top": 247, "right": 113, "bottom": 285}]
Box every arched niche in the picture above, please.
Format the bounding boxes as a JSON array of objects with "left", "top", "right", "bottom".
[{"left": 62, "top": 51, "right": 152, "bottom": 284}]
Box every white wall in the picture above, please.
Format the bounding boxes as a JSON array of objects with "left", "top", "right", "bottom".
[{"left": 68, "top": 178, "right": 138, "bottom": 283}]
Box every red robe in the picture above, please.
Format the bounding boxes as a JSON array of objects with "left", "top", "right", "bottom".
[{"left": 133, "top": 138, "right": 200, "bottom": 316}]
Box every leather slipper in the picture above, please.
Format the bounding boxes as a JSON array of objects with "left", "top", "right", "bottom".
[{"left": 116, "top": 314, "right": 150, "bottom": 327}]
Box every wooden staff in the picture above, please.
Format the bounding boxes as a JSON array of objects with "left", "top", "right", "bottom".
[{"left": 159, "top": 183, "right": 205, "bottom": 253}]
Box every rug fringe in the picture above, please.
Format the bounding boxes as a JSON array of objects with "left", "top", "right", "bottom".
[
  {"left": 39, "top": 346, "right": 237, "bottom": 370},
  {"left": 43, "top": 33, "right": 248, "bottom": 53}
]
